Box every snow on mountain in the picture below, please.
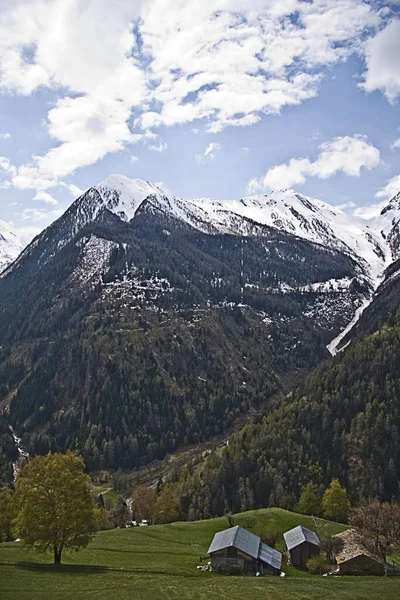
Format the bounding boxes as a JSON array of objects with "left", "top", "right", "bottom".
[
  {"left": 85, "top": 177, "right": 400, "bottom": 290},
  {"left": 95, "top": 176, "right": 167, "bottom": 221},
  {"left": 188, "top": 191, "right": 391, "bottom": 288},
  {"left": 87, "top": 178, "right": 397, "bottom": 287},
  {"left": 87, "top": 176, "right": 400, "bottom": 355},
  {"left": 4, "top": 175, "right": 399, "bottom": 353},
  {"left": 0, "top": 219, "right": 26, "bottom": 272}
]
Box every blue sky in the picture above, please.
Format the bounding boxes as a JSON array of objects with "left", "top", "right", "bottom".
[{"left": 0, "top": 0, "right": 399, "bottom": 239}]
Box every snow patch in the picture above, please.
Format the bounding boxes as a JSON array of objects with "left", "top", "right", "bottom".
[
  {"left": 72, "top": 235, "right": 118, "bottom": 285},
  {"left": 327, "top": 295, "right": 373, "bottom": 356}
]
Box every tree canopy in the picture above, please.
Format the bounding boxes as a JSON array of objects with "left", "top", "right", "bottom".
[
  {"left": 15, "top": 452, "right": 99, "bottom": 564},
  {"left": 0, "top": 487, "right": 17, "bottom": 542},
  {"left": 349, "top": 499, "right": 400, "bottom": 561},
  {"left": 295, "top": 483, "right": 322, "bottom": 516},
  {"left": 322, "top": 479, "right": 350, "bottom": 522}
]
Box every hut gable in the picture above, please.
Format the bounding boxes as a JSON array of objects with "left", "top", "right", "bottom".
[
  {"left": 334, "top": 529, "right": 400, "bottom": 577},
  {"left": 283, "top": 525, "right": 320, "bottom": 568},
  {"left": 207, "top": 526, "right": 282, "bottom": 574},
  {"left": 208, "top": 525, "right": 260, "bottom": 559},
  {"left": 283, "top": 525, "right": 320, "bottom": 551}
]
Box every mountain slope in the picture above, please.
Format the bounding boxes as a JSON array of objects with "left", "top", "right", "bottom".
[
  {"left": 0, "top": 219, "right": 26, "bottom": 273},
  {"left": 176, "top": 262, "right": 400, "bottom": 519},
  {"left": 0, "top": 176, "right": 379, "bottom": 472}
]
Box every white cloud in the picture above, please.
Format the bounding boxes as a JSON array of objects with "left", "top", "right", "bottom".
[
  {"left": 130, "top": 155, "right": 139, "bottom": 163},
  {"left": 375, "top": 174, "right": 400, "bottom": 200},
  {"left": 0, "top": 0, "right": 388, "bottom": 192},
  {"left": 391, "top": 138, "right": 400, "bottom": 150},
  {"left": 0, "top": 0, "right": 147, "bottom": 191},
  {"left": 60, "top": 182, "right": 84, "bottom": 198},
  {"left": 361, "top": 20, "right": 400, "bottom": 103},
  {"left": 248, "top": 135, "right": 381, "bottom": 192},
  {"left": 196, "top": 142, "right": 223, "bottom": 163},
  {"left": 139, "top": 0, "right": 380, "bottom": 132},
  {"left": 0, "top": 132, "right": 11, "bottom": 140},
  {"left": 33, "top": 190, "right": 58, "bottom": 205},
  {"left": 148, "top": 141, "right": 167, "bottom": 152},
  {"left": 18, "top": 206, "right": 63, "bottom": 223},
  {"left": 15, "top": 225, "right": 43, "bottom": 242},
  {"left": 352, "top": 201, "right": 387, "bottom": 219},
  {"left": 335, "top": 200, "right": 356, "bottom": 211}
]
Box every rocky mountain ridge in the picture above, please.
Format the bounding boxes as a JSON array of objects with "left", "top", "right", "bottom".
[
  {"left": 0, "top": 175, "right": 398, "bottom": 473},
  {"left": 0, "top": 219, "right": 26, "bottom": 273}
]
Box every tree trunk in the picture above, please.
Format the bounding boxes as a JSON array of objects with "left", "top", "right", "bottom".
[{"left": 53, "top": 546, "right": 62, "bottom": 565}]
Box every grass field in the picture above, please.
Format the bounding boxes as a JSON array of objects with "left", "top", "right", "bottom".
[{"left": 1, "top": 508, "right": 399, "bottom": 600}]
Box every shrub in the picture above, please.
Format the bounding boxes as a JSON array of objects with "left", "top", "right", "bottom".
[
  {"left": 306, "top": 555, "right": 330, "bottom": 574},
  {"left": 260, "top": 528, "right": 280, "bottom": 549}
]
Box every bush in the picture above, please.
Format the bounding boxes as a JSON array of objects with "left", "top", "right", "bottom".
[
  {"left": 260, "top": 528, "right": 280, "bottom": 549},
  {"left": 306, "top": 555, "right": 330, "bottom": 574}
]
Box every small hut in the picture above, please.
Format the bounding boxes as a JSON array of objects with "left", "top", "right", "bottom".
[
  {"left": 208, "top": 525, "right": 282, "bottom": 575},
  {"left": 333, "top": 529, "right": 400, "bottom": 577},
  {"left": 283, "top": 525, "right": 320, "bottom": 568}
]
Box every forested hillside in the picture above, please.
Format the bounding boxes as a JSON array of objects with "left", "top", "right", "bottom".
[
  {"left": 0, "top": 415, "right": 17, "bottom": 486},
  {"left": 0, "top": 202, "right": 360, "bottom": 471},
  {"left": 172, "top": 263, "right": 400, "bottom": 519}
]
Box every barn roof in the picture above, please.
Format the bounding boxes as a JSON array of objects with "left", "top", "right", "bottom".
[
  {"left": 208, "top": 526, "right": 260, "bottom": 559},
  {"left": 258, "top": 542, "right": 282, "bottom": 570},
  {"left": 208, "top": 526, "right": 282, "bottom": 569},
  {"left": 334, "top": 529, "right": 384, "bottom": 565},
  {"left": 283, "top": 525, "right": 320, "bottom": 551}
]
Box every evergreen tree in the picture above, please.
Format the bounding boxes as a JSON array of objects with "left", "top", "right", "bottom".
[{"left": 295, "top": 483, "right": 322, "bottom": 516}]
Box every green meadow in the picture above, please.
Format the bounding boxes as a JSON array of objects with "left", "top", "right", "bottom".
[{"left": 1, "top": 508, "right": 399, "bottom": 600}]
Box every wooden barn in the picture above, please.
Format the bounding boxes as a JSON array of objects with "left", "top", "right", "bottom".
[
  {"left": 333, "top": 529, "right": 400, "bottom": 577},
  {"left": 283, "top": 525, "right": 320, "bottom": 568},
  {"left": 207, "top": 526, "right": 282, "bottom": 575}
]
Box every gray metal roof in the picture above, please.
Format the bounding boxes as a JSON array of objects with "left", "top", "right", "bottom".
[
  {"left": 283, "top": 525, "right": 320, "bottom": 551},
  {"left": 207, "top": 526, "right": 260, "bottom": 559},
  {"left": 258, "top": 542, "right": 282, "bottom": 570}
]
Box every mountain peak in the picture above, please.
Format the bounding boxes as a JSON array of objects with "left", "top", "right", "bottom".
[
  {"left": 381, "top": 191, "right": 400, "bottom": 216},
  {"left": 0, "top": 219, "right": 27, "bottom": 272},
  {"left": 92, "top": 175, "right": 169, "bottom": 222}
]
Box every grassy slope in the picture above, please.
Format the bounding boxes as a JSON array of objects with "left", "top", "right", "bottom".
[{"left": 0, "top": 508, "right": 399, "bottom": 600}]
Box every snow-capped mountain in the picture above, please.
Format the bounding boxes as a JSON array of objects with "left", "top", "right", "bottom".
[
  {"left": 86, "top": 176, "right": 400, "bottom": 287},
  {"left": 12, "top": 174, "right": 397, "bottom": 284},
  {"left": 0, "top": 219, "right": 26, "bottom": 272},
  {"left": 3, "top": 175, "right": 399, "bottom": 357},
  {"left": 2, "top": 174, "right": 399, "bottom": 471}
]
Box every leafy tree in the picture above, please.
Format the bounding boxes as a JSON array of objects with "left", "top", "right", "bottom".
[
  {"left": 306, "top": 555, "right": 330, "bottom": 574},
  {"left": 322, "top": 479, "right": 350, "bottom": 522},
  {"left": 226, "top": 512, "right": 235, "bottom": 527},
  {"left": 349, "top": 499, "right": 400, "bottom": 561},
  {"left": 295, "top": 483, "right": 322, "bottom": 516},
  {"left": 0, "top": 488, "right": 17, "bottom": 542},
  {"left": 132, "top": 485, "right": 157, "bottom": 522},
  {"left": 320, "top": 536, "right": 344, "bottom": 564},
  {"left": 109, "top": 496, "right": 131, "bottom": 528},
  {"left": 260, "top": 528, "right": 280, "bottom": 549},
  {"left": 14, "top": 452, "right": 99, "bottom": 564},
  {"left": 153, "top": 484, "right": 180, "bottom": 524}
]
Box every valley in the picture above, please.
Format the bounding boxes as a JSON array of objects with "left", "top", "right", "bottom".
[
  {"left": 1, "top": 507, "right": 399, "bottom": 600},
  {"left": 0, "top": 176, "right": 399, "bottom": 492}
]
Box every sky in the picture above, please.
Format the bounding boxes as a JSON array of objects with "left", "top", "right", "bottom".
[{"left": 0, "top": 0, "right": 399, "bottom": 240}]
